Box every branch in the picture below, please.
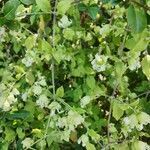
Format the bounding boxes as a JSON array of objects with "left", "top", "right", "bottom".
[
  {"left": 130, "top": 0, "right": 150, "bottom": 11},
  {"left": 16, "top": 11, "right": 56, "bottom": 18},
  {"left": 41, "top": 1, "right": 58, "bottom": 150}
]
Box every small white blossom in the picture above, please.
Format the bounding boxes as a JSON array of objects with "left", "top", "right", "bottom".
[
  {"left": 100, "top": 24, "right": 111, "bottom": 38},
  {"left": 58, "top": 15, "right": 72, "bottom": 28},
  {"left": 68, "top": 111, "right": 84, "bottom": 130},
  {"left": 22, "top": 92, "right": 28, "bottom": 101},
  {"left": 7, "top": 93, "right": 17, "bottom": 104},
  {"left": 12, "top": 88, "right": 20, "bottom": 95},
  {"left": 78, "top": 134, "right": 89, "bottom": 147},
  {"left": 22, "top": 138, "right": 34, "bottom": 149},
  {"left": 137, "top": 124, "right": 143, "bottom": 131},
  {"left": 57, "top": 111, "right": 84, "bottom": 131},
  {"left": 3, "top": 100, "right": 11, "bottom": 111},
  {"left": 36, "top": 94, "right": 49, "bottom": 108},
  {"left": 91, "top": 54, "right": 108, "bottom": 72},
  {"left": 22, "top": 56, "right": 34, "bottom": 67},
  {"left": 123, "top": 117, "right": 130, "bottom": 125},
  {"left": 57, "top": 117, "right": 67, "bottom": 128},
  {"left": 32, "top": 85, "right": 42, "bottom": 95},
  {"left": 61, "top": 130, "right": 70, "bottom": 142},
  {"left": 48, "top": 101, "right": 61, "bottom": 116},
  {"left": 38, "top": 78, "right": 47, "bottom": 86}
]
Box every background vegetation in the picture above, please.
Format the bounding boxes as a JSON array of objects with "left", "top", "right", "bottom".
[{"left": 0, "top": 0, "right": 150, "bottom": 149}]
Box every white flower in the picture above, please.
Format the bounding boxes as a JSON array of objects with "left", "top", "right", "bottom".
[
  {"left": 67, "top": 111, "right": 84, "bottom": 130},
  {"left": 100, "top": 24, "right": 111, "bottom": 38},
  {"left": 61, "top": 130, "right": 70, "bottom": 142},
  {"left": 58, "top": 15, "right": 72, "bottom": 28},
  {"left": 3, "top": 100, "right": 11, "bottom": 111},
  {"left": 57, "top": 111, "right": 84, "bottom": 131},
  {"left": 57, "top": 117, "right": 67, "bottom": 128},
  {"left": 22, "top": 138, "right": 34, "bottom": 149},
  {"left": 38, "top": 78, "right": 47, "bottom": 86},
  {"left": 137, "top": 124, "right": 143, "bottom": 131},
  {"left": 36, "top": 94, "right": 49, "bottom": 108},
  {"left": 91, "top": 54, "right": 108, "bottom": 72},
  {"left": 137, "top": 112, "right": 150, "bottom": 125},
  {"left": 78, "top": 134, "right": 89, "bottom": 147},
  {"left": 48, "top": 101, "right": 61, "bottom": 116},
  {"left": 22, "top": 92, "right": 28, "bottom": 101},
  {"left": 123, "top": 117, "right": 130, "bottom": 125},
  {"left": 22, "top": 56, "right": 34, "bottom": 67},
  {"left": 32, "top": 85, "right": 42, "bottom": 95},
  {"left": 12, "top": 88, "right": 20, "bottom": 95},
  {"left": 7, "top": 93, "right": 17, "bottom": 104}
]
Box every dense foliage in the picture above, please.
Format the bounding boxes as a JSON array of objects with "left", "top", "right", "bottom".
[{"left": 0, "top": 0, "right": 150, "bottom": 149}]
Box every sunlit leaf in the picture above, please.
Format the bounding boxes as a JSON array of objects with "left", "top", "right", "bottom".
[
  {"left": 36, "top": 0, "right": 51, "bottom": 12},
  {"left": 141, "top": 55, "right": 150, "bottom": 80},
  {"left": 3, "top": 0, "right": 20, "bottom": 20},
  {"left": 127, "top": 5, "right": 147, "bottom": 33}
]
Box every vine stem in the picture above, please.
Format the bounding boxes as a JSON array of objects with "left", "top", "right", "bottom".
[
  {"left": 16, "top": 11, "right": 55, "bottom": 17},
  {"left": 107, "top": 84, "right": 118, "bottom": 148},
  {"left": 40, "top": 0, "right": 57, "bottom": 150}
]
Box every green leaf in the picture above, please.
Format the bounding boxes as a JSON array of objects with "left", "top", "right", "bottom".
[
  {"left": 0, "top": 142, "right": 9, "bottom": 150},
  {"left": 141, "top": 55, "right": 150, "bottom": 80},
  {"left": 36, "top": 0, "right": 51, "bottom": 12},
  {"left": 25, "top": 71, "right": 35, "bottom": 85},
  {"left": 88, "top": 129, "right": 100, "bottom": 142},
  {"left": 56, "top": 86, "right": 64, "bottom": 98},
  {"left": 3, "top": 0, "right": 20, "bottom": 20},
  {"left": 73, "top": 87, "right": 83, "bottom": 102},
  {"left": 131, "top": 141, "right": 149, "bottom": 150},
  {"left": 137, "top": 112, "right": 150, "bottom": 125},
  {"left": 125, "top": 30, "right": 149, "bottom": 52},
  {"left": 24, "top": 35, "right": 36, "bottom": 50},
  {"left": 86, "top": 76, "right": 95, "bottom": 89},
  {"left": 6, "top": 110, "right": 30, "bottom": 120},
  {"left": 115, "top": 60, "right": 126, "bottom": 80},
  {"left": 86, "top": 143, "right": 96, "bottom": 150},
  {"left": 4, "top": 127, "right": 16, "bottom": 142},
  {"left": 57, "top": 0, "right": 73, "bottom": 15},
  {"left": 63, "top": 28, "right": 75, "bottom": 41},
  {"left": 87, "top": 6, "right": 99, "bottom": 20},
  {"left": 113, "top": 101, "right": 124, "bottom": 121},
  {"left": 20, "top": 0, "right": 35, "bottom": 5},
  {"left": 127, "top": 5, "right": 147, "bottom": 33},
  {"left": 41, "top": 39, "right": 52, "bottom": 52},
  {"left": 78, "top": 3, "right": 87, "bottom": 12},
  {"left": 16, "top": 127, "right": 25, "bottom": 139}
]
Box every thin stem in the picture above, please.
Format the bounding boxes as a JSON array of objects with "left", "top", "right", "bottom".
[
  {"left": 16, "top": 11, "right": 56, "bottom": 18},
  {"left": 135, "top": 90, "right": 150, "bottom": 99},
  {"left": 22, "top": 26, "right": 34, "bottom": 35},
  {"left": 107, "top": 85, "right": 118, "bottom": 147},
  {"left": 40, "top": 0, "right": 58, "bottom": 150},
  {"left": 118, "top": 29, "right": 128, "bottom": 56}
]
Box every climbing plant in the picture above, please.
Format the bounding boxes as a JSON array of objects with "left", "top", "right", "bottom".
[{"left": 0, "top": 0, "right": 150, "bottom": 149}]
